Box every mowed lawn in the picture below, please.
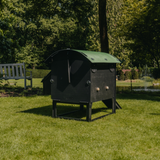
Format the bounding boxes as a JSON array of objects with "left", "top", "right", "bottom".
[
  {"left": 116, "top": 80, "right": 152, "bottom": 87},
  {"left": 5, "top": 78, "right": 43, "bottom": 88},
  {"left": 5, "top": 78, "right": 152, "bottom": 88},
  {"left": 0, "top": 93, "right": 160, "bottom": 159}
]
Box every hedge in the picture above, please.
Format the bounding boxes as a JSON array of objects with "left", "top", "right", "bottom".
[{"left": 27, "top": 69, "right": 51, "bottom": 78}]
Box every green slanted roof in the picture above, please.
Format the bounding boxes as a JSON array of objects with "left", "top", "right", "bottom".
[{"left": 74, "top": 49, "right": 120, "bottom": 63}]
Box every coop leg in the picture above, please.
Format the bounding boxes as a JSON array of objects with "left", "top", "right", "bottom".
[
  {"left": 112, "top": 97, "right": 116, "bottom": 114},
  {"left": 86, "top": 103, "right": 92, "bottom": 122},
  {"left": 80, "top": 104, "right": 84, "bottom": 111},
  {"left": 52, "top": 100, "right": 57, "bottom": 118}
]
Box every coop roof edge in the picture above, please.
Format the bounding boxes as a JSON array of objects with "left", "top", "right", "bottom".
[{"left": 45, "top": 49, "right": 120, "bottom": 63}]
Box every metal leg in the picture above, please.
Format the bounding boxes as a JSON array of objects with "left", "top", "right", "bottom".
[
  {"left": 86, "top": 103, "right": 92, "bottom": 122},
  {"left": 80, "top": 104, "right": 84, "bottom": 111},
  {"left": 112, "top": 97, "right": 116, "bottom": 113},
  {"left": 52, "top": 100, "right": 57, "bottom": 118}
]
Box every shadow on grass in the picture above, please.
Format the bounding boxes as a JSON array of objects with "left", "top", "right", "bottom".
[
  {"left": 20, "top": 104, "right": 112, "bottom": 121},
  {"left": 20, "top": 105, "right": 52, "bottom": 117}
]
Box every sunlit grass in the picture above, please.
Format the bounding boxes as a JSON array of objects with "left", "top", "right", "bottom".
[
  {"left": 116, "top": 79, "right": 152, "bottom": 87},
  {"left": 4, "top": 78, "right": 153, "bottom": 88},
  {"left": 3, "top": 78, "right": 43, "bottom": 88},
  {"left": 0, "top": 94, "right": 160, "bottom": 159}
]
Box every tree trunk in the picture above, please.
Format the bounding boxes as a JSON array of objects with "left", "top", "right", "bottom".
[
  {"left": 99, "top": 0, "right": 109, "bottom": 53},
  {"left": 156, "top": 59, "right": 160, "bottom": 69}
]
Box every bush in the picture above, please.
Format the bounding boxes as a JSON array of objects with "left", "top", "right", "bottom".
[
  {"left": 125, "top": 71, "right": 131, "bottom": 80},
  {"left": 138, "top": 66, "right": 143, "bottom": 78},
  {"left": 27, "top": 69, "right": 51, "bottom": 78},
  {"left": 131, "top": 68, "right": 139, "bottom": 79},
  {"left": 118, "top": 70, "right": 124, "bottom": 80},
  {"left": 141, "top": 76, "right": 154, "bottom": 82}
]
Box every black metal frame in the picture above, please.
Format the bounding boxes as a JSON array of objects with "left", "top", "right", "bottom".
[{"left": 52, "top": 99, "right": 117, "bottom": 122}]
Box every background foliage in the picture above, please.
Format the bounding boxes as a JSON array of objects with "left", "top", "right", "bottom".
[{"left": 0, "top": 0, "right": 160, "bottom": 71}]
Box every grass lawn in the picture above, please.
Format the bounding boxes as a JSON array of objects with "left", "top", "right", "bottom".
[
  {"left": 5, "top": 78, "right": 153, "bottom": 88},
  {"left": 3, "top": 78, "right": 43, "bottom": 88},
  {"left": 0, "top": 93, "right": 160, "bottom": 159},
  {"left": 116, "top": 79, "right": 152, "bottom": 87}
]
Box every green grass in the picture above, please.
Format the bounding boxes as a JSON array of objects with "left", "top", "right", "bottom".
[
  {"left": 3, "top": 78, "right": 153, "bottom": 88},
  {"left": 0, "top": 93, "right": 160, "bottom": 159},
  {"left": 1, "top": 78, "right": 157, "bottom": 89},
  {"left": 2, "top": 78, "right": 43, "bottom": 88},
  {"left": 116, "top": 79, "right": 152, "bottom": 87}
]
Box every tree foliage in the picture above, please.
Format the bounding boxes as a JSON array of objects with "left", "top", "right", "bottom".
[
  {"left": 0, "top": 1, "right": 19, "bottom": 63},
  {"left": 88, "top": 0, "right": 127, "bottom": 69},
  {"left": 106, "top": 0, "right": 131, "bottom": 69},
  {"left": 0, "top": 0, "right": 95, "bottom": 68},
  {"left": 118, "top": 0, "right": 160, "bottom": 68},
  {"left": 1, "top": 0, "right": 159, "bottom": 70}
]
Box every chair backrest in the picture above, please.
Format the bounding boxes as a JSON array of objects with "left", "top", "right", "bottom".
[{"left": 0, "top": 63, "right": 26, "bottom": 79}]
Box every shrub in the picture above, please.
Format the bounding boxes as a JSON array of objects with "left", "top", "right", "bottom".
[
  {"left": 138, "top": 66, "right": 143, "bottom": 78},
  {"left": 141, "top": 76, "right": 154, "bottom": 82},
  {"left": 125, "top": 71, "right": 131, "bottom": 80},
  {"left": 131, "top": 68, "right": 139, "bottom": 79},
  {"left": 118, "top": 70, "right": 124, "bottom": 80}
]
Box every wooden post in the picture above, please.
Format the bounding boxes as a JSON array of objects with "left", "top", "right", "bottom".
[
  {"left": 86, "top": 103, "right": 92, "bottom": 122},
  {"left": 52, "top": 100, "right": 57, "bottom": 118}
]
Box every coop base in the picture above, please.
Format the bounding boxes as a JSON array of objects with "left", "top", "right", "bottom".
[
  {"left": 52, "top": 99, "right": 121, "bottom": 122},
  {"left": 57, "top": 112, "right": 114, "bottom": 122}
]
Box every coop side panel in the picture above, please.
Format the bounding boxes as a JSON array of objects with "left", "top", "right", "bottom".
[{"left": 90, "top": 64, "right": 116, "bottom": 102}]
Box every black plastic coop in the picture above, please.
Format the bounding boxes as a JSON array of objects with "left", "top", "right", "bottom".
[{"left": 43, "top": 49, "right": 121, "bottom": 121}]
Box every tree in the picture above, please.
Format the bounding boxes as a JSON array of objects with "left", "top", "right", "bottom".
[
  {"left": 0, "top": 2, "right": 19, "bottom": 64},
  {"left": 118, "top": 0, "right": 160, "bottom": 68},
  {"left": 99, "top": 0, "right": 109, "bottom": 53},
  {"left": 106, "top": 0, "right": 130, "bottom": 69},
  {"left": 91, "top": 0, "right": 128, "bottom": 69},
  {"left": 9, "top": 0, "right": 95, "bottom": 68}
]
